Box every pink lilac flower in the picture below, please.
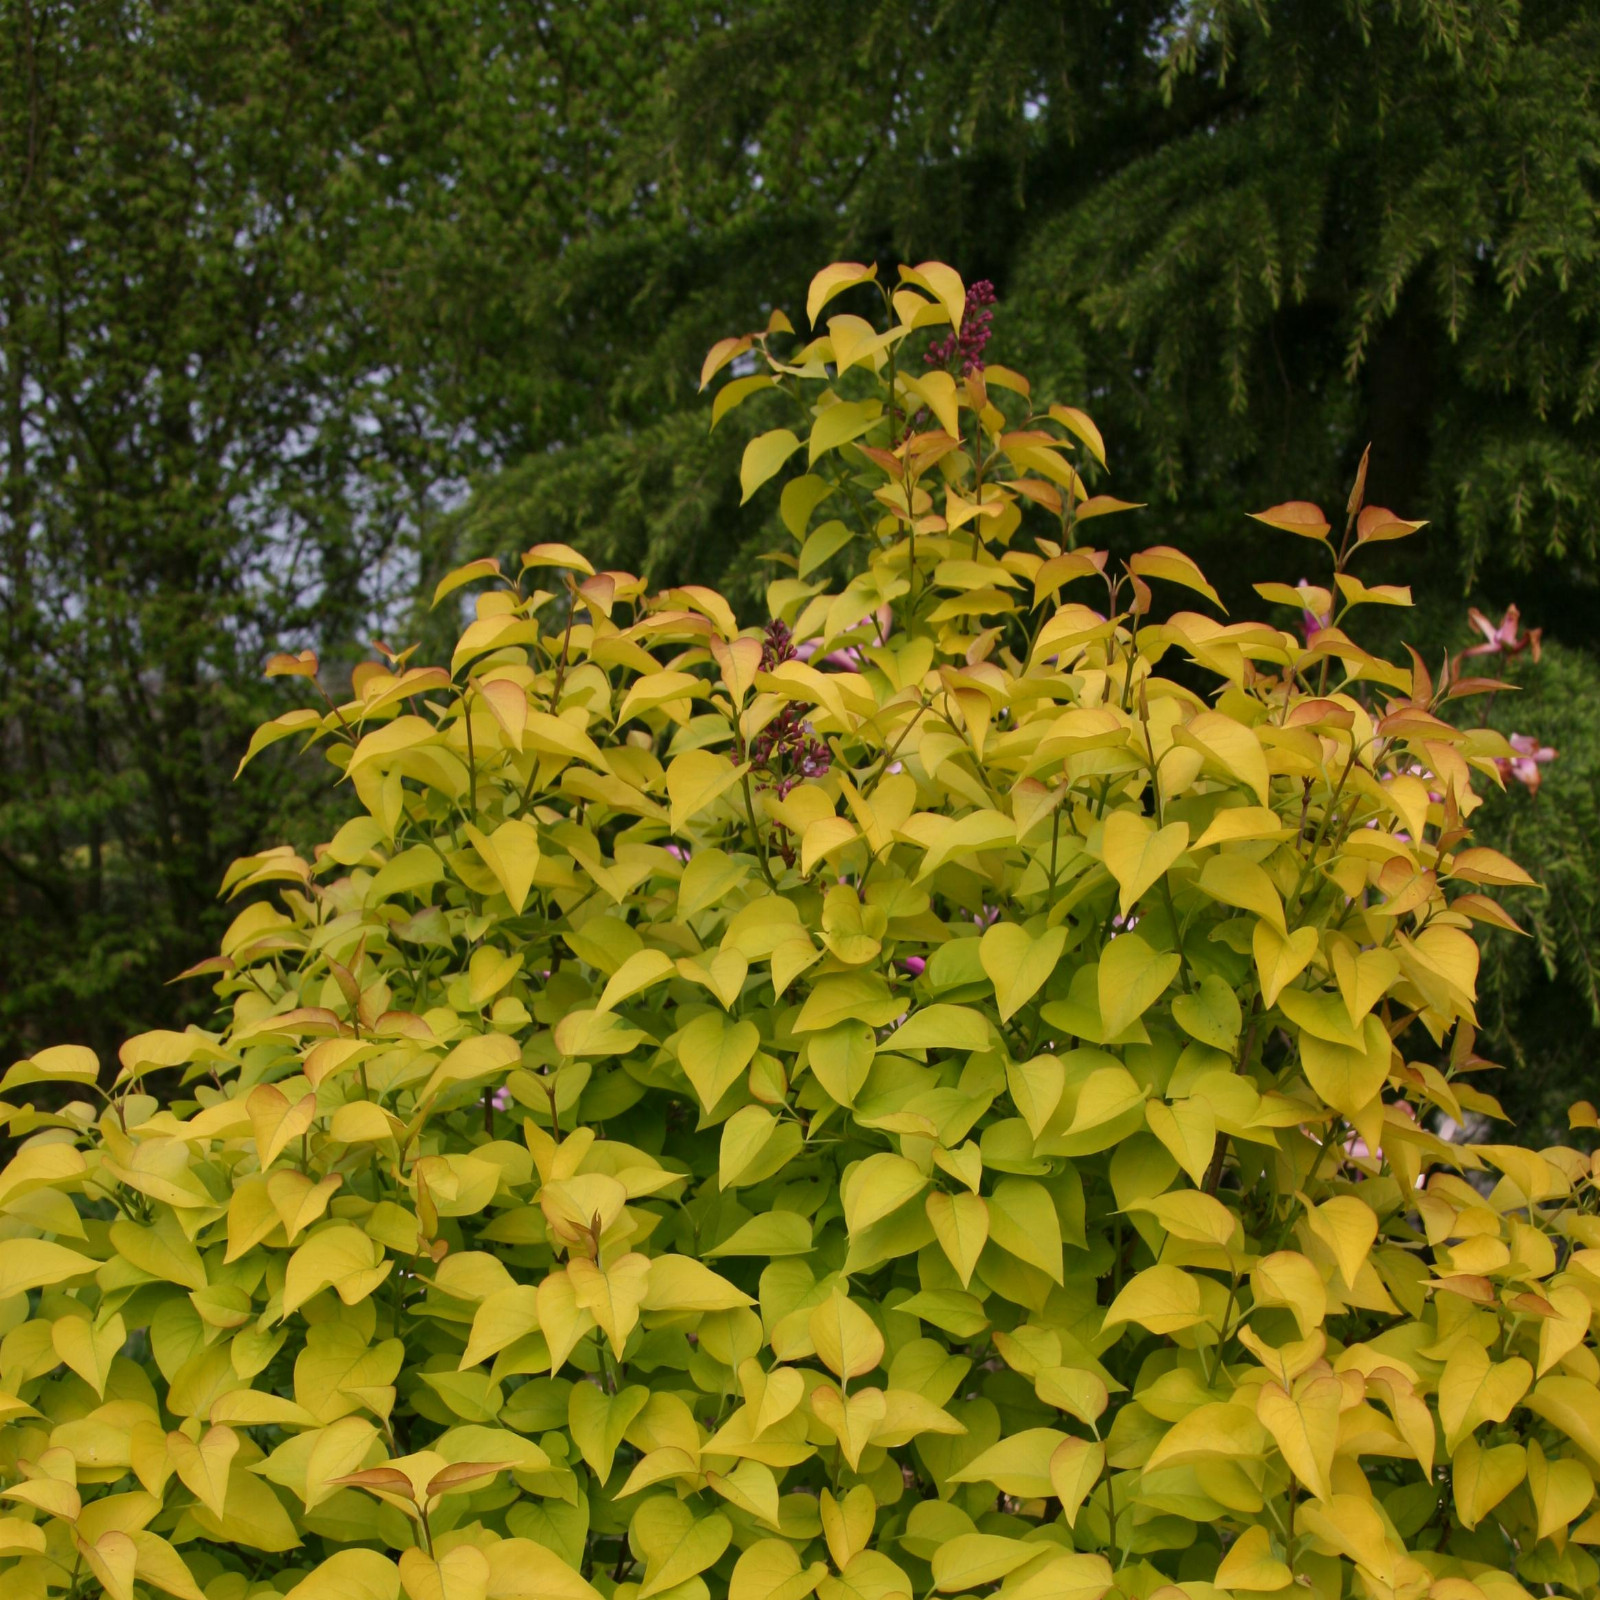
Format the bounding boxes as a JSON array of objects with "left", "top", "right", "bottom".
[
  {"left": 899, "top": 956, "right": 927, "bottom": 978},
  {"left": 796, "top": 636, "right": 862, "bottom": 672},
  {"left": 491, "top": 1087, "right": 513, "bottom": 1113},
  {"left": 925, "top": 281, "right": 998, "bottom": 376},
  {"left": 1497, "top": 733, "right": 1557, "bottom": 794},
  {"left": 1463, "top": 603, "right": 1542, "bottom": 662},
  {"left": 1298, "top": 581, "right": 1330, "bottom": 643}
]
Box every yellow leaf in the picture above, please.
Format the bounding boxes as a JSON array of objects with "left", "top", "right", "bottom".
[
  {"left": 987, "top": 1177, "right": 1064, "bottom": 1282},
  {"left": 1331, "top": 944, "right": 1400, "bottom": 1027},
  {"left": 485, "top": 1539, "right": 602, "bottom": 1600},
  {"left": 898, "top": 261, "right": 965, "bottom": 329},
  {"left": 399, "top": 1545, "right": 490, "bottom": 1600},
  {"left": 282, "top": 1224, "right": 390, "bottom": 1317},
  {"left": 1102, "top": 1264, "right": 1203, "bottom": 1335},
  {"left": 1252, "top": 1251, "right": 1327, "bottom": 1338},
  {"left": 808, "top": 399, "right": 883, "bottom": 463},
  {"left": 1003, "top": 1556, "right": 1114, "bottom": 1600},
  {"left": 1176, "top": 711, "right": 1271, "bottom": 805},
  {"left": 1171, "top": 973, "right": 1243, "bottom": 1050},
  {"left": 1537, "top": 1286, "right": 1593, "bottom": 1376},
  {"left": 1248, "top": 500, "right": 1331, "bottom": 540},
  {"left": 1098, "top": 933, "right": 1181, "bottom": 1039},
  {"left": 842, "top": 1152, "right": 927, "bottom": 1236},
  {"left": 807, "top": 261, "right": 878, "bottom": 327},
  {"left": 1100, "top": 811, "right": 1190, "bottom": 920},
  {"left": 1253, "top": 922, "right": 1317, "bottom": 1008},
  {"left": 949, "top": 1427, "right": 1069, "bottom": 1498},
  {"left": 168, "top": 1425, "right": 239, "bottom": 1519},
  {"left": 809, "top": 1385, "right": 885, "bottom": 1472},
  {"left": 1298, "top": 1013, "right": 1393, "bottom": 1120},
  {"left": 569, "top": 1255, "right": 652, "bottom": 1358},
  {"left": 925, "top": 1191, "right": 989, "bottom": 1288},
  {"left": 1048, "top": 1435, "right": 1104, "bottom": 1527},
  {"left": 741, "top": 429, "right": 803, "bottom": 504},
  {"left": 1256, "top": 1376, "right": 1341, "bottom": 1501},
  {"left": 711, "top": 373, "right": 777, "bottom": 427},
  {"left": 1199, "top": 853, "right": 1286, "bottom": 932},
  {"left": 1048, "top": 404, "right": 1107, "bottom": 468},
  {"left": 980, "top": 921, "right": 1068, "bottom": 1023},
  {"left": 0, "top": 1042, "right": 100, "bottom": 1092},
  {"left": 641, "top": 1255, "right": 753, "bottom": 1314},
  {"left": 0, "top": 1518, "right": 45, "bottom": 1559},
  {"left": 284, "top": 1550, "right": 402, "bottom": 1600},
  {"left": 820, "top": 1484, "right": 876, "bottom": 1570},
  {"left": 932, "top": 1533, "right": 1038, "bottom": 1592},
  {"left": 0, "top": 1238, "right": 97, "bottom": 1299},
  {"left": 568, "top": 1382, "right": 650, "bottom": 1481},
  {"left": 1365, "top": 1369, "right": 1435, "bottom": 1478},
  {"left": 464, "top": 819, "right": 541, "bottom": 914},
  {"left": 79, "top": 1530, "right": 138, "bottom": 1600},
  {"left": 1451, "top": 1435, "right": 1527, "bottom": 1530},
  {"left": 1125, "top": 1190, "right": 1238, "bottom": 1250},
  {"left": 597, "top": 949, "right": 675, "bottom": 1013},
  {"left": 304, "top": 1418, "right": 383, "bottom": 1512},
  {"left": 1145, "top": 1097, "right": 1216, "bottom": 1188},
  {"left": 1128, "top": 546, "right": 1224, "bottom": 609},
  {"left": 666, "top": 748, "right": 746, "bottom": 832},
  {"left": 1438, "top": 1343, "right": 1531, "bottom": 1452},
  {"left": 459, "top": 1286, "right": 541, "bottom": 1371},
  {"left": 730, "top": 1541, "right": 827, "bottom": 1600},
  {"left": 50, "top": 1311, "right": 122, "bottom": 1400},
  {"left": 676, "top": 1013, "right": 760, "bottom": 1111},
  {"left": 1214, "top": 1525, "right": 1292, "bottom": 1592},
  {"left": 1143, "top": 1401, "right": 1268, "bottom": 1472},
  {"left": 885, "top": 1003, "right": 993, "bottom": 1053},
  {"left": 809, "top": 1291, "right": 884, "bottom": 1380},
  {"left": 1297, "top": 1493, "right": 1395, "bottom": 1585},
  {"left": 1304, "top": 1195, "right": 1378, "bottom": 1288},
  {"left": 247, "top": 1082, "right": 318, "bottom": 1170},
  {"left": 234, "top": 708, "right": 324, "bottom": 776},
  {"left": 1527, "top": 1437, "right": 1594, "bottom": 1544}
]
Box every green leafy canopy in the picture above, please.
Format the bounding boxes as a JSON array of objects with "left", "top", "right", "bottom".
[{"left": 1, "top": 262, "right": 1597, "bottom": 1600}]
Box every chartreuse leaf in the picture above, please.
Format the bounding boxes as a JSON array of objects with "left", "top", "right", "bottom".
[
  {"left": 1097, "top": 933, "right": 1180, "bottom": 1040},
  {"left": 925, "top": 1191, "right": 988, "bottom": 1287},
  {"left": 950, "top": 1428, "right": 1067, "bottom": 1498},
  {"left": 979, "top": 921, "right": 1066, "bottom": 1022},
  {"left": 2, "top": 258, "right": 1576, "bottom": 1600},
  {"left": 810, "top": 1291, "right": 884, "bottom": 1381},
  {"left": 741, "top": 430, "right": 803, "bottom": 504},
  {"left": 1100, "top": 811, "right": 1189, "bottom": 919}
]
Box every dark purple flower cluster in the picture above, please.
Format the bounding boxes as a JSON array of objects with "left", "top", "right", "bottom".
[
  {"left": 925, "top": 280, "right": 997, "bottom": 375},
  {"left": 750, "top": 618, "right": 831, "bottom": 805},
  {"left": 759, "top": 617, "right": 797, "bottom": 673}
]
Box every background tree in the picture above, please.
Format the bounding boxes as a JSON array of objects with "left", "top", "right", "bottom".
[{"left": 4, "top": 0, "right": 1597, "bottom": 1134}]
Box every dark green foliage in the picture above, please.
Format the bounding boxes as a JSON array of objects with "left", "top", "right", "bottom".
[
  {"left": 5, "top": 0, "right": 1600, "bottom": 1110},
  {"left": 1473, "top": 643, "right": 1600, "bottom": 1139}
]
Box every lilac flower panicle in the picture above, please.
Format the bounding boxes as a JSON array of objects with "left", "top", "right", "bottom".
[
  {"left": 749, "top": 618, "right": 833, "bottom": 825},
  {"left": 760, "top": 617, "right": 797, "bottom": 672},
  {"left": 925, "top": 280, "right": 997, "bottom": 376}
]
